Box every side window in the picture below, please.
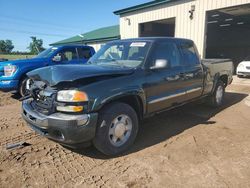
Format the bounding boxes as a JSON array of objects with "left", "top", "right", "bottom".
[
  {"left": 77, "top": 47, "right": 92, "bottom": 59},
  {"left": 57, "top": 48, "right": 77, "bottom": 62},
  {"left": 180, "top": 42, "right": 200, "bottom": 65},
  {"left": 151, "top": 42, "right": 181, "bottom": 68}
]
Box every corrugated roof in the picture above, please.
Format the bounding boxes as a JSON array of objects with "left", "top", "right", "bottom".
[
  {"left": 114, "top": 0, "right": 179, "bottom": 15},
  {"left": 51, "top": 25, "right": 120, "bottom": 46}
]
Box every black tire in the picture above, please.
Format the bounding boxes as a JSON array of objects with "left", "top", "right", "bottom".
[
  {"left": 93, "top": 102, "right": 139, "bottom": 156},
  {"left": 207, "top": 80, "right": 225, "bottom": 107},
  {"left": 19, "top": 77, "right": 29, "bottom": 97},
  {"left": 237, "top": 75, "right": 244, "bottom": 78}
]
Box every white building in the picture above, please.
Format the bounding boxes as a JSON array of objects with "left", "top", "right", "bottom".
[{"left": 114, "top": 0, "right": 250, "bottom": 65}]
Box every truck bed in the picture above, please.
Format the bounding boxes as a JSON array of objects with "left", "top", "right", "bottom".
[
  {"left": 202, "top": 59, "right": 234, "bottom": 75},
  {"left": 202, "top": 59, "right": 232, "bottom": 64},
  {"left": 201, "top": 58, "right": 234, "bottom": 95}
]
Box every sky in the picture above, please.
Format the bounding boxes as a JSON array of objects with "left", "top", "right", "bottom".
[{"left": 0, "top": 0, "right": 149, "bottom": 52}]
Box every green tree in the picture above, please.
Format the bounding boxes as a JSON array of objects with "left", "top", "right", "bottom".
[
  {"left": 5, "top": 40, "right": 14, "bottom": 53},
  {"left": 0, "top": 40, "right": 5, "bottom": 53},
  {"left": 0, "top": 40, "right": 14, "bottom": 54},
  {"left": 28, "top": 36, "right": 45, "bottom": 54}
]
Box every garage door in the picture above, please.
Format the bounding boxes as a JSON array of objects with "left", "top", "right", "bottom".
[
  {"left": 139, "top": 17, "right": 175, "bottom": 37},
  {"left": 205, "top": 4, "right": 250, "bottom": 68}
]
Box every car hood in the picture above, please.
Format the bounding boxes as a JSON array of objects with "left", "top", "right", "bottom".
[
  {"left": 0, "top": 57, "right": 48, "bottom": 66},
  {"left": 27, "top": 64, "right": 135, "bottom": 86}
]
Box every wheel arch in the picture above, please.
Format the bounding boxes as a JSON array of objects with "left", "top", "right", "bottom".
[
  {"left": 94, "top": 92, "right": 146, "bottom": 121},
  {"left": 211, "top": 73, "right": 228, "bottom": 94},
  {"left": 219, "top": 74, "right": 228, "bottom": 86}
]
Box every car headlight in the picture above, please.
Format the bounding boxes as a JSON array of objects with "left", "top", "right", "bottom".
[
  {"left": 57, "top": 90, "right": 88, "bottom": 102},
  {"left": 4, "top": 65, "right": 17, "bottom": 77},
  {"left": 56, "top": 90, "right": 88, "bottom": 112}
]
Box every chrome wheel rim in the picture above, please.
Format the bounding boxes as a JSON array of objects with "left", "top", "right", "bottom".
[
  {"left": 216, "top": 85, "right": 223, "bottom": 104},
  {"left": 108, "top": 114, "right": 132, "bottom": 147}
]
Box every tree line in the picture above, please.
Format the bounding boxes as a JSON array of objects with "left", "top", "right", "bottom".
[{"left": 0, "top": 36, "right": 45, "bottom": 55}]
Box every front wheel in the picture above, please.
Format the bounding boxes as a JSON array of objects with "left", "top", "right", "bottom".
[
  {"left": 19, "top": 77, "right": 29, "bottom": 97},
  {"left": 93, "top": 102, "right": 139, "bottom": 156}
]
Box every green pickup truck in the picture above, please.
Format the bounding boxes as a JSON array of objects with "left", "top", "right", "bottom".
[{"left": 22, "top": 37, "right": 234, "bottom": 155}]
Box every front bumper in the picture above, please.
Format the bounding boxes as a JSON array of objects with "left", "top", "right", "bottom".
[{"left": 22, "top": 99, "right": 98, "bottom": 146}]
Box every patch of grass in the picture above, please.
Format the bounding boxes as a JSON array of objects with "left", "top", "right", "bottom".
[{"left": 0, "top": 54, "right": 35, "bottom": 60}]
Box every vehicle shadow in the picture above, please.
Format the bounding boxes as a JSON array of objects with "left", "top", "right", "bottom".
[
  {"left": 10, "top": 92, "right": 22, "bottom": 100},
  {"left": 65, "top": 92, "right": 248, "bottom": 159}
]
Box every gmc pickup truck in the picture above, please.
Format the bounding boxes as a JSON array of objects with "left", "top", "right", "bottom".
[
  {"left": 22, "top": 38, "right": 233, "bottom": 156},
  {"left": 0, "top": 45, "right": 95, "bottom": 96}
]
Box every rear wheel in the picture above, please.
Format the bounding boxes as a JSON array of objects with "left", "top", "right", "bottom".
[
  {"left": 207, "top": 80, "right": 225, "bottom": 107},
  {"left": 93, "top": 102, "right": 139, "bottom": 156}
]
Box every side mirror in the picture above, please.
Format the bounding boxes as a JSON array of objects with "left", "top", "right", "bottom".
[
  {"left": 52, "top": 55, "right": 62, "bottom": 62},
  {"left": 150, "top": 59, "right": 169, "bottom": 70}
]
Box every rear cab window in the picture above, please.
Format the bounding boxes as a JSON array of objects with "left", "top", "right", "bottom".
[{"left": 179, "top": 41, "right": 200, "bottom": 66}]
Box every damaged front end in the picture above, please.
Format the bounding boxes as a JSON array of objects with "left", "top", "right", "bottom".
[
  {"left": 21, "top": 78, "right": 98, "bottom": 146},
  {"left": 21, "top": 64, "right": 134, "bottom": 146}
]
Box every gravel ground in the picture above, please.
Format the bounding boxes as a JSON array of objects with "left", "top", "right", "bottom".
[{"left": 0, "top": 76, "right": 250, "bottom": 188}]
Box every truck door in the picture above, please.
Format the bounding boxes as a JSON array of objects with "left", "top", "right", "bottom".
[
  {"left": 76, "top": 47, "right": 93, "bottom": 64},
  {"left": 179, "top": 41, "right": 204, "bottom": 100},
  {"left": 145, "top": 41, "right": 187, "bottom": 113}
]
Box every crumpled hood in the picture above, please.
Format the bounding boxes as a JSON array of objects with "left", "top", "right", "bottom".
[
  {"left": 27, "top": 64, "right": 134, "bottom": 86},
  {"left": 0, "top": 57, "right": 47, "bottom": 66}
]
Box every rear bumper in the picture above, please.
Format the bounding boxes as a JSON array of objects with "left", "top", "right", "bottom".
[
  {"left": 22, "top": 99, "right": 98, "bottom": 146},
  {"left": 0, "top": 79, "right": 19, "bottom": 91}
]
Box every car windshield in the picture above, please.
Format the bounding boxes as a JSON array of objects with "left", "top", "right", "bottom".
[
  {"left": 88, "top": 41, "right": 151, "bottom": 68},
  {"left": 35, "top": 47, "right": 58, "bottom": 58}
]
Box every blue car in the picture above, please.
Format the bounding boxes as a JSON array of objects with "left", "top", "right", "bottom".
[{"left": 0, "top": 45, "right": 95, "bottom": 96}]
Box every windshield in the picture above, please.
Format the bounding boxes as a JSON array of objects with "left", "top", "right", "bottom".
[
  {"left": 35, "top": 47, "right": 58, "bottom": 58},
  {"left": 88, "top": 41, "right": 151, "bottom": 68}
]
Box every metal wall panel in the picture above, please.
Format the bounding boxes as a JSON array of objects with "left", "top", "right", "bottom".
[{"left": 119, "top": 0, "right": 250, "bottom": 57}]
